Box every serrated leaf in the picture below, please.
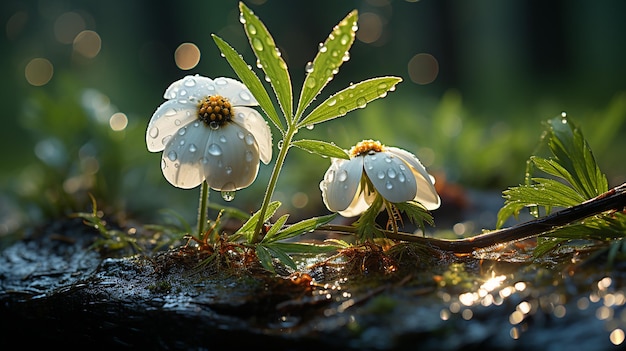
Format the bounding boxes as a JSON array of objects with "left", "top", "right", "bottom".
[
  {"left": 240, "top": 2, "right": 293, "bottom": 120},
  {"left": 264, "top": 213, "right": 337, "bottom": 243},
  {"left": 212, "top": 34, "right": 283, "bottom": 131},
  {"left": 394, "top": 201, "right": 435, "bottom": 234},
  {"left": 235, "top": 200, "right": 281, "bottom": 243},
  {"left": 546, "top": 116, "right": 608, "bottom": 198},
  {"left": 299, "top": 77, "right": 402, "bottom": 127},
  {"left": 295, "top": 10, "right": 358, "bottom": 120},
  {"left": 291, "top": 139, "right": 349, "bottom": 159}
]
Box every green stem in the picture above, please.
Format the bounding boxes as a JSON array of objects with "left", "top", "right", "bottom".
[
  {"left": 252, "top": 127, "right": 296, "bottom": 243},
  {"left": 197, "top": 180, "right": 209, "bottom": 238}
]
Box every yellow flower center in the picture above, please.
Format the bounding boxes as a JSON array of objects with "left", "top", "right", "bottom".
[
  {"left": 198, "top": 95, "right": 233, "bottom": 127},
  {"left": 349, "top": 139, "right": 384, "bottom": 157}
]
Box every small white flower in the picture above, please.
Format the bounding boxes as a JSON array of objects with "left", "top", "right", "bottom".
[
  {"left": 146, "top": 75, "right": 272, "bottom": 190},
  {"left": 319, "top": 139, "right": 440, "bottom": 217}
]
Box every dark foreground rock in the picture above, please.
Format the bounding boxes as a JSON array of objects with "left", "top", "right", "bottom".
[{"left": 1, "top": 217, "right": 624, "bottom": 350}]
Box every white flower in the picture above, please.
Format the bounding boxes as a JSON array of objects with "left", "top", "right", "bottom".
[
  {"left": 146, "top": 75, "right": 272, "bottom": 190},
  {"left": 319, "top": 139, "right": 440, "bottom": 217}
]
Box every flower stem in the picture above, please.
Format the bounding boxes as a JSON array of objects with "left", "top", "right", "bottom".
[
  {"left": 252, "top": 127, "right": 296, "bottom": 243},
  {"left": 197, "top": 180, "right": 209, "bottom": 238}
]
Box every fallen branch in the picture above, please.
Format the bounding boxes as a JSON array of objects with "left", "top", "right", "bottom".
[{"left": 319, "top": 183, "right": 626, "bottom": 253}]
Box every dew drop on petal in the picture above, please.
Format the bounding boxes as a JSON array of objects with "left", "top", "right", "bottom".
[
  {"left": 178, "top": 127, "right": 186, "bottom": 136},
  {"left": 239, "top": 90, "right": 252, "bottom": 101},
  {"left": 237, "top": 131, "right": 245, "bottom": 140},
  {"left": 326, "top": 169, "right": 335, "bottom": 182},
  {"left": 174, "top": 119, "right": 182, "bottom": 126},
  {"left": 189, "top": 143, "right": 197, "bottom": 152},
  {"left": 221, "top": 190, "right": 235, "bottom": 201},
  {"left": 245, "top": 150, "right": 254, "bottom": 162},
  {"left": 219, "top": 135, "right": 227, "bottom": 143},
  {"left": 398, "top": 173, "right": 406, "bottom": 183},
  {"left": 377, "top": 171, "right": 385, "bottom": 179},
  {"left": 208, "top": 143, "right": 222, "bottom": 156},
  {"left": 149, "top": 127, "right": 159, "bottom": 138},
  {"left": 225, "top": 166, "right": 232, "bottom": 175},
  {"left": 165, "top": 108, "right": 177, "bottom": 117},
  {"left": 306, "top": 77, "right": 316, "bottom": 88},
  {"left": 161, "top": 135, "right": 171, "bottom": 146},
  {"left": 179, "top": 139, "right": 185, "bottom": 146},
  {"left": 161, "top": 159, "right": 166, "bottom": 169},
  {"left": 215, "top": 78, "right": 228, "bottom": 86},
  {"left": 167, "top": 151, "right": 177, "bottom": 161},
  {"left": 399, "top": 164, "right": 406, "bottom": 171},
  {"left": 244, "top": 134, "right": 255, "bottom": 146},
  {"left": 184, "top": 77, "right": 196, "bottom": 87},
  {"left": 201, "top": 156, "right": 209, "bottom": 164},
  {"left": 337, "top": 170, "right": 348, "bottom": 182},
  {"left": 385, "top": 181, "right": 393, "bottom": 190},
  {"left": 387, "top": 168, "right": 397, "bottom": 178}
]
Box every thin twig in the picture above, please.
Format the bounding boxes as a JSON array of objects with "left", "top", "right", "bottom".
[{"left": 319, "top": 183, "right": 626, "bottom": 253}]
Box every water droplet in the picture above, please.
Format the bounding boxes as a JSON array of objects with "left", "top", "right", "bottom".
[
  {"left": 561, "top": 111, "right": 568, "bottom": 124},
  {"left": 326, "top": 170, "right": 335, "bottom": 182},
  {"left": 305, "top": 124, "right": 314, "bottom": 130},
  {"left": 398, "top": 164, "right": 406, "bottom": 171},
  {"left": 225, "top": 166, "right": 232, "bottom": 175},
  {"left": 247, "top": 24, "right": 257, "bottom": 35},
  {"left": 277, "top": 140, "right": 284, "bottom": 149},
  {"left": 256, "top": 59, "right": 263, "bottom": 69},
  {"left": 179, "top": 89, "right": 187, "bottom": 96},
  {"left": 274, "top": 47, "right": 282, "bottom": 57},
  {"left": 338, "top": 106, "right": 347, "bottom": 116},
  {"left": 337, "top": 170, "right": 348, "bottom": 182},
  {"left": 384, "top": 156, "right": 392, "bottom": 163},
  {"left": 215, "top": 78, "right": 228, "bottom": 86},
  {"left": 357, "top": 97, "right": 367, "bottom": 108},
  {"left": 174, "top": 119, "right": 182, "bottom": 126},
  {"left": 245, "top": 150, "right": 254, "bottom": 162},
  {"left": 239, "top": 13, "right": 246, "bottom": 24},
  {"left": 342, "top": 51, "right": 350, "bottom": 62},
  {"left": 165, "top": 108, "right": 177, "bottom": 116},
  {"left": 387, "top": 168, "right": 397, "bottom": 178},
  {"left": 184, "top": 77, "right": 196, "bottom": 87},
  {"left": 161, "top": 159, "right": 166, "bottom": 169},
  {"left": 167, "top": 151, "right": 177, "bottom": 161},
  {"left": 219, "top": 135, "right": 227, "bottom": 143},
  {"left": 149, "top": 127, "right": 159, "bottom": 138},
  {"left": 177, "top": 127, "right": 186, "bottom": 136},
  {"left": 385, "top": 181, "right": 393, "bottom": 190},
  {"left": 244, "top": 134, "right": 255, "bottom": 146},
  {"left": 209, "top": 121, "right": 219, "bottom": 130},
  {"left": 264, "top": 75, "right": 271, "bottom": 83},
  {"left": 189, "top": 144, "right": 197, "bottom": 152},
  {"left": 221, "top": 190, "right": 235, "bottom": 202},
  {"left": 305, "top": 61, "right": 314, "bottom": 73},
  {"left": 377, "top": 171, "right": 385, "bottom": 179},
  {"left": 208, "top": 143, "right": 222, "bottom": 156},
  {"left": 239, "top": 90, "right": 252, "bottom": 101},
  {"left": 252, "top": 38, "right": 264, "bottom": 51},
  {"left": 340, "top": 34, "right": 350, "bottom": 45},
  {"left": 161, "top": 135, "right": 171, "bottom": 146},
  {"left": 179, "top": 139, "right": 185, "bottom": 146},
  {"left": 237, "top": 131, "right": 245, "bottom": 140},
  {"left": 398, "top": 173, "right": 406, "bottom": 183},
  {"left": 201, "top": 156, "right": 209, "bottom": 164},
  {"left": 306, "top": 77, "right": 316, "bottom": 88}
]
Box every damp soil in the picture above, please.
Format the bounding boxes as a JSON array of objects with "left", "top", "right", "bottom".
[{"left": 1, "top": 216, "right": 624, "bottom": 351}]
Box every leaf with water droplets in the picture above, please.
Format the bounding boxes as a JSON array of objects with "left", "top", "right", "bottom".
[
  {"left": 263, "top": 213, "right": 337, "bottom": 243},
  {"left": 291, "top": 139, "right": 349, "bottom": 159},
  {"left": 235, "top": 200, "right": 281, "bottom": 244},
  {"left": 212, "top": 34, "right": 283, "bottom": 131},
  {"left": 295, "top": 10, "right": 358, "bottom": 121},
  {"left": 239, "top": 2, "right": 293, "bottom": 121},
  {"left": 299, "top": 76, "right": 402, "bottom": 127}
]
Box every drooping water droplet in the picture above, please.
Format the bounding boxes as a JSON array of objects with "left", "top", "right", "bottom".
[
  {"left": 305, "top": 124, "right": 314, "bottom": 130},
  {"left": 384, "top": 156, "right": 392, "bottom": 163},
  {"left": 179, "top": 89, "right": 187, "bottom": 96},
  {"left": 167, "top": 151, "right": 177, "bottom": 161},
  {"left": 356, "top": 97, "right": 367, "bottom": 108},
  {"left": 177, "top": 127, "right": 186, "bottom": 136},
  {"left": 377, "top": 171, "right": 385, "bottom": 179},
  {"left": 305, "top": 61, "right": 314, "bottom": 73},
  {"left": 398, "top": 173, "right": 406, "bottom": 183},
  {"left": 239, "top": 13, "right": 246, "bottom": 24},
  {"left": 189, "top": 144, "right": 197, "bottom": 152},
  {"left": 561, "top": 111, "right": 568, "bottom": 124},
  {"left": 337, "top": 170, "right": 348, "bottom": 182},
  {"left": 398, "top": 164, "right": 406, "bottom": 171},
  {"left": 221, "top": 190, "right": 235, "bottom": 202},
  {"left": 209, "top": 121, "right": 219, "bottom": 130},
  {"left": 149, "top": 127, "right": 159, "bottom": 138},
  {"left": 274, "top": 47, "right": 282, "bottom": 57},
  {"left": 208, "top": 143, "right": 222, "bottom": 156},
  {"left": 385, "top": 181, "right": 393, "bottom": 190},
  {"left": 387, "top": 168, "right": 397, "bottom": 178},
  {"left": 252, "top": 38, "right": 264, "bottom": 51}
]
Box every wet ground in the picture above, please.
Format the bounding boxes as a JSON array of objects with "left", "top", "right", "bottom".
[{"left": 1, "top": 215, "right": 625, "bottom": 351}]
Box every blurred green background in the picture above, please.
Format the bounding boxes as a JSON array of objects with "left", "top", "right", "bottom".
[{"left": 2, "top": 0, "right": 626, "bottom": 234}]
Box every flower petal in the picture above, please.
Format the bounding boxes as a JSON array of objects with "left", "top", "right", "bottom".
[
  {"left": 363, "top": 151, "right": 417, "bottom": 203},
  {"left": 319, "top": 157, "right": 363, "bottom": 214},
  {"left": 160, "top": 121, "right": 207, "bottom": 189},
  {"left": 213, "top": 77, "right": 258, "bottom": 106},
  {"left": 146, "top": 100, "right": 199, "bottom": 152},
  {"left": 202, "top": 122, "right": 261, "bottom": 191},
  {"left": 163, "top": 75, "right": 216, "bottom": 101},
  {"left": 232, "top": 106, "right": 272, "bottom": 164},
  {"left": 387, "top": 147, "right": 440, "bottom": 210}
]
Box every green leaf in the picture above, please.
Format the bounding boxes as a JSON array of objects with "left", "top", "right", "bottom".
[
  {"left": 261, "top": 213, "right": 289, "bottom": 242},
  {"left": 235, "top": 200, "right": 281, "bottom": 243},
  {"left": 255, "top": 244, "right": 276, "bottom": 272},
  {"left": 239, "top": 2, "right": 293, "bottom": 120},
  {"left": 291, "top": 139, "right": 349, "bottom": 160},
  {"left": 299, "top": 77, "right": 402, "bottom": 127},
  {"left": 394, "top": 201, "right": 435, "bottom": 234},
  {"left": 266, "top": 241, "right": 342, "bottom": 254},
  {"left": 258, "top": 244, "right": 297, "bottom": 270},
  {"left": 546, "top": 116, "right": 608, "bottom": 198},
  {"left": 295, "top": 10, "right": 358, "bottom": 120},
  {"left": 212, "top": 34, "right": 283, "bottom": 131},
  {"left": 352, "top": 193, "right": 385, "bottom": 242},
  {"left": 263, "top": 213, "right": 337, "bottom": 243}
]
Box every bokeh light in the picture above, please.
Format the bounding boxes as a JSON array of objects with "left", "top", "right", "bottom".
[
  {"left": 109, "top": 112, "right": 128, "bottom": 131},
  {"left": 73, "top": 30, "right": 101, "bottom": 58},
  {"left": 175, "top": 42, "right": 201, "bottom": 70},
  {"left": 407, "top": 53, "right": 439, "bottom": 85},
  {"left": 357, "top": 12, "right": 383, "bottom": 44},
  {"left": 25, "top": 58, "right": 54, "bottom": 86}
]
